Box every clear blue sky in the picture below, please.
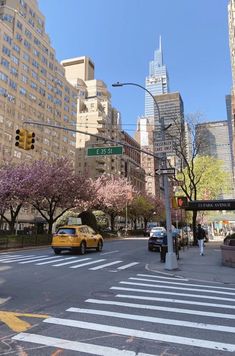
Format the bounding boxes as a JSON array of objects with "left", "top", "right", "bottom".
[{"left": 39, "top": 0, "right": 231, "bottom": 135}]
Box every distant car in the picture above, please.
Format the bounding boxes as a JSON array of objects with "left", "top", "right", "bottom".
[
  {"left": 148, "top": 230, "right": 167, "bottom": 252},
  {"left": 144, "top": 222, "right": 159, "bottom": 236},
  {"left": 149, "top": 226, "right": 166, "bottom": 237},
  {"left": 51, "top": 225, "right": 103, "bottom": 255}
]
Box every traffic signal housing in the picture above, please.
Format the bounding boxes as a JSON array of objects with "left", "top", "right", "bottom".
[
  {"left": 177, "top": 196, "right": 188, "bottom": 208},
  {"left": 15, "top": 128, "right": 27, "bottom": 150},
  {"left": 25, "top": 131, "right": 35, "bottom": 150},
  {"left": 15, "top": 129, "right": 35, "bottom": 150}
]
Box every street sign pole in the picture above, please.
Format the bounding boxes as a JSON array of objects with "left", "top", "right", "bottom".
[{"left": 160, "top": 118, "right": 178, "bottom": 270}]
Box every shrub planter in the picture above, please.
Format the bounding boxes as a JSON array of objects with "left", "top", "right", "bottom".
[{"left": 221, "top": 244, "right": 235, "bottom": 268}]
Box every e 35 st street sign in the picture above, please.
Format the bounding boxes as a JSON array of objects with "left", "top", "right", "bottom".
[{"left": 87, "top": 146, "right": 123, "bottom": 157}]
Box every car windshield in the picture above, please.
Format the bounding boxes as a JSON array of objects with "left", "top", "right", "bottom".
[
  {"left": 56, "top": 228, "right": 76, "bottom": 235},
  {"left": 151, "top": 227, "right": 166, "bottom": 231},
  {"left": 147, "top": 224, "right": 158, "bottom": 229}
]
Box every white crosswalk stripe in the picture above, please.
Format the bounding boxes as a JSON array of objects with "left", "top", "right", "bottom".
[
  {"left": 12, "top": 271, "right": 235, "bottom": 354},
  {"left": 13, "top": 333, "right": 158, "bottom": 356},
  {"left": 0, "top": 253, "right": 139, "bottom": 271}
]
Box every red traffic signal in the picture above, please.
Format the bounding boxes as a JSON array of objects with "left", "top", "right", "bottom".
[{"left": 177, "top": 196, "right": 188, "bottom": 208}]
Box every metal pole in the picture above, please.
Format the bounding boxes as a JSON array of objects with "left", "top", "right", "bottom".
[
  {"left": 160, "top": 118, "right": 178, "bottom": 269},
  {"left": 112, "top": 82, "right": 178, "bottom": 270}
]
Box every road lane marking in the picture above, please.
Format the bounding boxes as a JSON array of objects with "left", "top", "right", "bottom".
[
  {"left": 120, "top": 281, "right": 235, "bottom": 297},
  {"left": 85, "top": 298, "right": 235, "bottom": 319},
  {"left": 0, "top": 254, "right": 23, "bottom": 261},
  {"left": 137, "top": 273, "right": 188, "bottom": 281},
  {"left": 19, "top": 256, "right": 64, "bottom": 264},
  {"left": 117, "top": 263, "right": 139, "bottom": 270},
  {"left": 67, "top": 307, "right": 235, "bottom": 333},
  {"left": 13, "top": 333, "right": 158, "bottom": 356},
  {"left": 111, "top": 286, "right": 235, "bottom": 303},
  {"left": 101, "top": 250, "right": 119, "bottom": 255},
  {"left": 0, "top": 311, "right": 48, "bottom": 332},
  {"left": 36, "top": 257, "right": 77, "bottom": 265},
  {"left": 0, "top": 255, "right": 42, "bottom": 263},
  {"left": 116, "top": 293, "right": 235, "bottom": 310},
  {"left": 70, "top": 259, "right": 106, "bottom": 269},
  {"left": 136, "top": 274, "right": 235, "bottom": 291},
  {"left": 43, "top": 317, "right": 235, "bottom": 352},
  {"left": 53, "top": 257, "right": 91, "bottom": 267},
  {"left": 89, "top": 261, "right": 122, "bottom": 270}
]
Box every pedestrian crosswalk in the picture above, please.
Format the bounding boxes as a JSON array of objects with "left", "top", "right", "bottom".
[
  {"left": 12, "top": 272, "right": 235, "bottom": 354},
  {"left": 0, "top": 253, "right": 139, "bottom": 272}
]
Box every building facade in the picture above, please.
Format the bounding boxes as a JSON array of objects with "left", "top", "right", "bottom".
[
  {"left": 0, "top": 0, "right": 79, "bottom": 230},
  {"left": 196, "top": 120, "right": 234, "bottom": 199},
  {"left": 228, "top": 0, "right": 235, "bottom": 176},
  {"left": 154, "top": 92, "right": 185, "bottom": 170},
  {"left": 62, "top": 56, "right": 145, "bottom": 192}
]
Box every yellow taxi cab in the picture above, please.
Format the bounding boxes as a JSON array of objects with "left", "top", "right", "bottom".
[{"left": 51, "top": 225, "right": 103, "bottom": 255}]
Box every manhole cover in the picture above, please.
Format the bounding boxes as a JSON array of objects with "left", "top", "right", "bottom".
[{"left": 92, "top": 291, "right": 115, "bottom": 298}]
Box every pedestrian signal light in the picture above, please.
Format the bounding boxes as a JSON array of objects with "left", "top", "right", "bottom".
[
  {"left": 177, "top": 196, "right": 188, "bottom": 208},
  {"left": 25, "top": 131, "right": 35, "bottom": 150},
  {"left": 15, "top": 128, "right": 27, "bottom": 150}
]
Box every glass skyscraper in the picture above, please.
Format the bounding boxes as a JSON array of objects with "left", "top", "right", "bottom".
[{"left": 144, "top": 36, "right": 169, "bottom": 117}]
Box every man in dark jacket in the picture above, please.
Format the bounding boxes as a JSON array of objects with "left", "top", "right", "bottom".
[{"left": 197, "top": 224, "right": 206, "bottom": 256}]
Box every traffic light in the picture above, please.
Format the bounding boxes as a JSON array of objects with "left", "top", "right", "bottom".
[
  {"left": 15, "top": 129, "right": 35, "bottom": 150},
  {"left": 172, "top": 197, "right": 178, "bottom": 209},
  {"left": 25, "top": 131, "right": 35, "bottom": 150},
  {"left": 15, "top": 128, "right": 27, "bottom": 150},
  {"left": 177, "top": 196, "right": 188, "bottom": 208}
]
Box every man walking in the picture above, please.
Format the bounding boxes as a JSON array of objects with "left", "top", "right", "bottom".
[{"left": 197, "top": 224, "right": 206, "bottom": 256}]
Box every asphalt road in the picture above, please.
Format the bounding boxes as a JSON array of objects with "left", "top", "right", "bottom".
[{"left": 0, "top": 237, "right": 235, "bottom": 356}]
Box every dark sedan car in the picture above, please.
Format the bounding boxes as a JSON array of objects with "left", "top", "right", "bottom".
[{"left": 148, "top": 230, "right": 167, "bottom": 251}]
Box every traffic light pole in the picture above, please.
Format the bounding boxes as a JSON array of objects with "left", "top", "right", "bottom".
[{"left": 160, "top": 117, "right": 178, "bottom": 269}]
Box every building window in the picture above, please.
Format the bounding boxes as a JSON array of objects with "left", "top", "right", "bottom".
[
  {"left": 3, "top": 33, "right": 12, "bottom": 45},
  {"left": 1, "top": 58, "right": 9, "bottom": 69},
  {"left": 2, "top": 46, "right": 11, "bottom": 57},
  {"left": 0, "top": 71, "right": 8, "bottom": 83}
]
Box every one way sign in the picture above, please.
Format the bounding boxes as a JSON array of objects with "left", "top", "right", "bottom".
[{"left": 155, "top": 168, "right": 175, "bottom": 175}]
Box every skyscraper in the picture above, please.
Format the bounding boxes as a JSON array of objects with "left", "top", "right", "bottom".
[{"left": 144, "top": 36, "right": 169, "bottom": 118}]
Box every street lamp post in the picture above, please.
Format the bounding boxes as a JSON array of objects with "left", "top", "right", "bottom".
[{"left": 112, "top": 81, "right": 178, "bottom": 270}]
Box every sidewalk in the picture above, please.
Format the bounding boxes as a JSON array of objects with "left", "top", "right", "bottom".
[{"left": 148, "top": 241, "right": 235, "bottom": 285}]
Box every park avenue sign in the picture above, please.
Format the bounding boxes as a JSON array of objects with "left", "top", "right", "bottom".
[{"left": 186, "top": 199, "right": 235, "bottom": 211}]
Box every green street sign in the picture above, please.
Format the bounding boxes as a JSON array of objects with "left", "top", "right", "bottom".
[{"left": 87, "top": 146, "right": 123, "bottom": 157}]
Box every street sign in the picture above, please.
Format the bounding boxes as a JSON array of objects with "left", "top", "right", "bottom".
[
  {"left": 173, "top": 180, "right": 184, "bottom": 186},
  {"left": 87, "top": 146, "right": 123, "bottom": 157},
  {"left": 155, "top": 140, "right": 173, "bottom": 153},
  {"left": 186, "top": 199, "right": 235, "bottom": 211},
  {"left": 155, "top": 168, "right": 175, "bottom": 175}
]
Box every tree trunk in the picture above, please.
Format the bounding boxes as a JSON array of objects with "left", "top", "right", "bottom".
[
  {"left": 134, "top": 218, "right": 137, "bottom": 230},
  {"left": 48, "top": 218, "right": 54, "bottom": 235},
  {"left": 192, "top": 210, "right": 198, "bottom": 245},
  {"left": 144, "top": 217, "right": 148, "bottom": 230},
  {"left": 110, "top": 213, "right": 115, "bottom": 231}
]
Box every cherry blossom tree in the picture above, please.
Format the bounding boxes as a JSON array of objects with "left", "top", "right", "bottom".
[
  {"left": 92, "top": 175, "right": 135, "bottom": 231},
  {"left": 0, "top": 163, "right": 31, "bottom": 233},
  {"left": 27, "top": 158, "right": 92, "bottom": 234}
]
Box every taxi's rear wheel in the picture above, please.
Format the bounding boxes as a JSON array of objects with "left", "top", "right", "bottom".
[
  {"left": 80, "top": 241, "right": 86, "bottom": 255},
  {"left": 96, "top": 240, "right": 103, "bottom": 252},
  {"left": 54, "top": 248, "right": 61, "bottom": 255}
]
